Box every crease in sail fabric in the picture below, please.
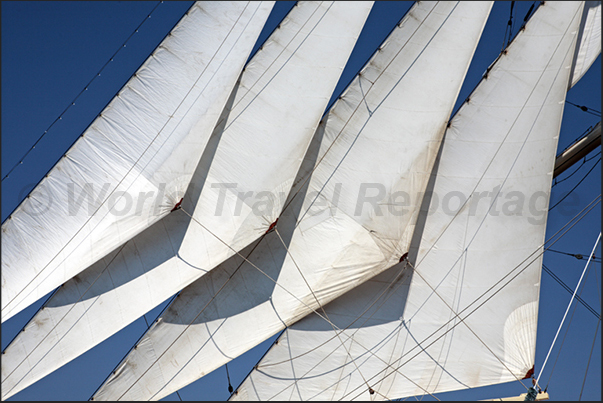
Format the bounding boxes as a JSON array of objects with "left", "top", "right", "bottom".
[
  {"left": 232, "top": 1, "right": 587, "bottom": 400},
  {"left": 91, "top": 2, "right": 493, "bottom": 400},
  {"left": 1, "top": 1, "right": 274, "bottom": 322},
  {"left": 1, "top": 2, "right": 374, "bottom": 400}
]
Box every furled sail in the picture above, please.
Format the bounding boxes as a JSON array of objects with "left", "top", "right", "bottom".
[
  {"left": 0, "top": 2, "right": 373, "bottom": 399},
  {"left": 569, "top": 1, "right": 601, "bottom": 88},
  {"left": 91, "top": 2, "right": 492, "bottom": 400},
  {"left": 1, "top": 1, "right": 274, "bottom": 322},
  {"left": 232, "top": 1, "right": 588, "bottom": 400}
]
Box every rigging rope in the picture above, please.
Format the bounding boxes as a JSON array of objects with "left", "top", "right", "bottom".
[
  {"left": 543, "top": 248, "right": 600, "bottom": 392},
  {"left": 272, "top": 227, "right": 381, "bottom": 400},
  {"left": 565, "top": 100, "right": 602, "bottom": 117},
  {"left": 2, "top": 0, "right": 257, "bottom": 319},
  {"left": 535, "top": 232, "right": 601, "bottom": 385},
  {"left": 1, "top": 1, "right": 164, "bottom": 183},
  {"left": 553, "top": 151, "right": 601, "bottom": 188},
  {"left": 521, "top": 3, "right": 537, "bottom": 29},
  {"left": 271, "top": 227, "right": 440, "bottom": 400},
  {"left": 225, "top": 363, "right": 233, "bottom": 393},
  {"left": 578, "top": 319, "right": 601, "bottom": 401},
  {"left": 341, "top": 196, "right": 600, "bottom": 400},
  {"left": 264, "top": 194, "right": 600, "bottom": 401},
  {"left": 253, "top": 258, "right": 442, "bottom": 400},
  {"left": 543, "top": 268, "right": 585, "bottom": 391},
  {"left": 4, "top": 4, "right": 359, "bottom": 399},
  {"left": 578, "top": 318, "right": 600, "bottom": 400},
  {"left": 549, "top": 158, "right": 601, "bottom": 211},
  {"left": 280, "top": 2, "right": 441, "bottom": 220},
  {"left": 542, "top": 264, "right": 601, "bottom": 319},
  {"left": 501, "top": 1, "right": 515, "bottom": 52},
  {"left": 546, "top": 248, "right": 601, "bottom": 263}
]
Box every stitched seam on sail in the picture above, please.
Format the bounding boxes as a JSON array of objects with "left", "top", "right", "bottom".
[
  {"left": 219, "top": 1, "right": 327, "bottom": 129},
  {"left": 222, "top": 1, "right": 334, "bottom": 134},
  {"left": 2, "top": 1, "right": 257, "bottom": 318},
  {"left": 272, "top": 227, "right": 382, "bottom": 399},
  {"left": 343, "top": 4, "right": 586, "bottom": 397},
  {"left": 253, "top": 262, "right": 442, "bottom": 401},
  {"left": 290, "top": 2, "right": 447, "bottom": 228},
  {"left": 1, "top": 2, "right": 260, "bottom": 389},
  {"left": 341, "top": 196, "right": 600, "bottom": 400},
  {"left": 278, "top": 1, "right": 440, "bottom": 218}
]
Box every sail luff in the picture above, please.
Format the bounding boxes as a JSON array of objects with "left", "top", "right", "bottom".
[
  {"left": 232, "top": 2, "right": 588, "bottom": 400},
  {"left": 0, "top": 2, "right": 374, "bottom": 399},
  {"left": 90, "top": 2, "right": 493, "bottom": 401},
  {"left": 1, "top": 1, "right": 274, "bottom": 322}
]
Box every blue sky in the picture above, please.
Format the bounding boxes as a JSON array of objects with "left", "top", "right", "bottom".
[{"left": 1, "top": 1, "right": 601, "bottom": 401}]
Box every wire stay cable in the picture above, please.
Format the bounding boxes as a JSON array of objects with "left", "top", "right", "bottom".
[
  {"left": 542, "top": 264, "right": 601, "bottom": 319},
  {"left": 578, "top": 318, "right": 600, "bottom": 400},
  {"left": 536, "top": 232, "right": 601, "bottom": 385}
]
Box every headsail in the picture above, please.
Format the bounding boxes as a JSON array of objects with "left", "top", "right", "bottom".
[
  {"left": 0, "top": 2, "right": 373, "bottom": 399},
  {"left": 232, "top": 1, "right": 588, "bottom": 400},
  {"left": 569, "top": 1, "right": 601, "bottom": 88},
  {"left": 1, "top": 1, "right": 274, "bottom": 322},
  {"left": 90, "top": 2, "right": 493, "bottom": 400}
]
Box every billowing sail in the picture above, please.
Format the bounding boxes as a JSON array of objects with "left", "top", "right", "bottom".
[
  {"left": 91, "top": 2, "right": 492, "bottom": 400},
  {"left": 1, "top": 1, "right": 274, "bottom": 322},
  {"left": 569, "top": 1, "right": 601, "bottom": 88},
  {"left": 232, "top": 1, "right": 587, "bottom": 400},
  {"left": 0, "top": 2, "right": 373, "bottom": 399}
]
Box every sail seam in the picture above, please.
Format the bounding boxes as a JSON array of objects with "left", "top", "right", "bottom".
[
  {"left": 292, "top": 2, "right": 452, "bottom": 229},
  {"left": 176, "top": 207, "right": 440, "bottom": 401},
  {"left": 272, "top": 227, "right": 382, "bottom": 400},
  {"left": 0, "top": 1, "right": 165, "bottom": 185},
  {"left": 1, "top": 242, "right": 130, "bottom": 396},
  {"left": 124, "top": 207, "right": 342, "bottom": 400},
  {"left": 278, "top": 1, "right": 441, "bottom": 219},
  {"left": 341, "top": 195, "right": 601, "bottom": 399},
  {"left": 2, "top": 2, "right": 268, "bottom": 389},
  {"left": 221, "top": 1, "right": 334, "bottom": 135},
  {"left": 406, "top": 3, "right": 585, "bottom": 314},
  {"left": 2, "top": 1, "right": 258, "bottom": 319},
  {"left": 251, "top": 260, "right": 442, "bottom": 401}
]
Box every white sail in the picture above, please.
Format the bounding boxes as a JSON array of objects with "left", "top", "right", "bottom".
[
  {"left": 1, "top": 1, "right": 274, "bottom": 322},
  {"left": 569, "top": 1, "right": 601, "bottom": 88},
  {"left": 232, "top": 1, "right": 587, "bottom": 400},
  {"left": 0, "top": 2, "right": 373, "bottom": 399},
  {"left": 91, "top": 2, "right": 493, "bottom": 400}
]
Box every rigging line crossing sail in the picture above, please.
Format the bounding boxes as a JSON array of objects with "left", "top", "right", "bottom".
[
  {"left": 89, "top": 2, "right": 493, "bottom": 400},
  {"left": 0, "top": 2, "right": 374, "bottom": 400},
  {"left": 1, "top": 1, "right": 274, "bottom": 322},
  {"left": 232, "top": 2, "right": 594, "bottom": 400}
]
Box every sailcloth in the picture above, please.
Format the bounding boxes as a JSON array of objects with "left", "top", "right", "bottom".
[
  {"left": 0, "top": 2, "right": 373, "bottom": 400},
  {"left": 232, "top": 1, "right": 588, "bottom": 400},
  {"left": 91, "top": 2, "right": 493, "bottom": 400},
  {"left": 1, "top": 1, "right": 274, "bottom": 322},
  {"left": 569, "top": 1, "right": 601, "bottom": 88}
]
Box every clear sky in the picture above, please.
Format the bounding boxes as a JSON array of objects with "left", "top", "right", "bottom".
[{"left": 1, "top": 1, "right": 601, "bottom": 401}]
